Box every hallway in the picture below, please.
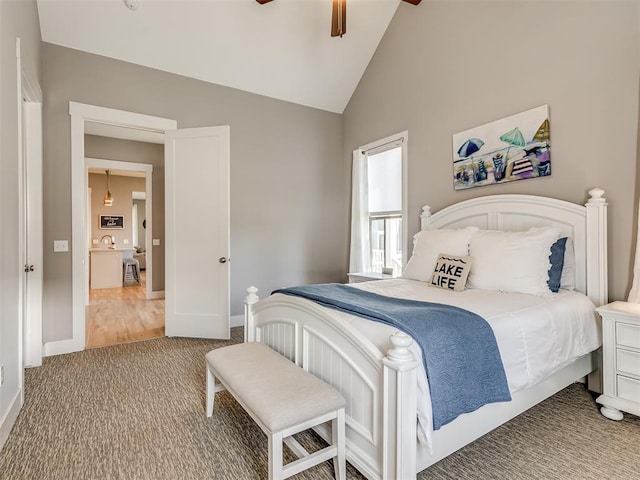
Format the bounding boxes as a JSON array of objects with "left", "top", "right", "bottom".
[{"left": 86, "top": 271, "right": 164, "bottom": 348}]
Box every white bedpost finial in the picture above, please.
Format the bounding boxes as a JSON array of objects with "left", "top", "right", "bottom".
[
  {"left": 420, "top": 205, "right": 432, "bottom": 231},
  {"left": 244, "top": 286, "right": 260, "bottom": 343},
  {"left": 585, "top": 187, "right": 608, "bottom": 308},
  {"left": 246, "top": 286, "right": 259, "bottom": 305},
  {"left": 588, "top": 188, "right": 606, "bottom": 204},
  {"left": 386, "top": 332, "right": 414, "bottom": 363}
]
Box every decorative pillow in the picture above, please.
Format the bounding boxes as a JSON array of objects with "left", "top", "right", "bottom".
[
  {"left": 547, "top": 237, "right": 567, "bottom": 293},
  {"left": 430, "top": 254, "right": 472, "bottom": 292},
  {"left": 467, "top": 227, "right": 561, "bottom": 295},
  {"left": 403, "top": 226, "right": 478, "bottom": 282}
]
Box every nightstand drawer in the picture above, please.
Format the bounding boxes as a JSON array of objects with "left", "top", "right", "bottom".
[
  {"left": 617, "top": 348, "right": 640, "bottom": 377},
  {"left": 617, "top": 375, "right": 640, "bottom": 403},
  {"left": 616, "top": 322, "right": 640, "bottom": 349}
]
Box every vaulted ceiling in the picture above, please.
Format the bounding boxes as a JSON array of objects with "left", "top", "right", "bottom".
[{"left": 37, "top": 0, "right": 412, "bottom": 113}]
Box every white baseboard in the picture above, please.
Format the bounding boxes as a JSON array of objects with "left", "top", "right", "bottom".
[
  {"left": 0, "top": 389, "right": 22, "bottom": 452},
  {"left": 230, "top": 314, "right": 244, "bottom": 328},
  {"left": 44, "top": 338, "right": 83, "bottom": 357},
  {"left": 148, "top": 290, "right": 165, "bottom": 300}
]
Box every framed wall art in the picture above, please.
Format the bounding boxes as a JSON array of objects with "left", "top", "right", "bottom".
[
  {"left": 453, "top": 105, "right": 550, "bottom": 190},
  {"left": 99, "top": 215, "right": 125, "bottom": 229}
]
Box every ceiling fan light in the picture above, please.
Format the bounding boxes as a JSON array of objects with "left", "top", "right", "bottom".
[
  {"left": 257, "top": 0, "right": 420, "bottom": 38},
  {"left": 331, "top": 0, "right": 346, "bottom": 38}
]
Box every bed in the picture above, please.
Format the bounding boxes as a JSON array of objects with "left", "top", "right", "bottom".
[{"left": 244, "top": 188, "right": 608, "bottom": 480}]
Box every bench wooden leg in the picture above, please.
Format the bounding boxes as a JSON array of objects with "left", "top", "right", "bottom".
[
  {"left": 206, "top": 363, "right": 215, "bottom": 417},
  {"left": 269, "top": 431, "right": 283, "bottom": 480},
  {"left": 332, "top": 408, "right": 346, "bottom": 480}
]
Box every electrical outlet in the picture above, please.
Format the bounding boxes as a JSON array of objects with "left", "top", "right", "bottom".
[
  {"left": 1, "top": 364, "right": 4, "bottom": 386},
  {"left": 152, "top": 239, "right": 160, "bottom": 246}
]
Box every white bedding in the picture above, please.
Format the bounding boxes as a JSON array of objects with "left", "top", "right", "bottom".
[{"left": 286, "top": 278, "right": 602, "bottom": 448}]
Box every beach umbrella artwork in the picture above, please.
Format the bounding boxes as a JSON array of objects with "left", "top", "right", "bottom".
[
  {"left": 456, "top": 138, "right": 485, "bottom": 184},
  {"left": 533, "top": 119, "right": 550, "bottom": 146},
  {"left": 457, "top": 138, "right": 485, "bottom": 159},
  {"left": 499, "top": 127, "right": 525, "bottom": 161}
]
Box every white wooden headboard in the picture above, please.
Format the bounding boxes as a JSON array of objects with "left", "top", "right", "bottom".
[{"left": 420, "top": 188, "right": 608, "bottom": 307}]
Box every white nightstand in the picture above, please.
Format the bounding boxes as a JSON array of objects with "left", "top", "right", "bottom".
[
  {"left": 595, "top": 301, "right": 640, "bottom": 420},
  {"left": 347, "top": 272, "right": 394, "bottom": 283}
]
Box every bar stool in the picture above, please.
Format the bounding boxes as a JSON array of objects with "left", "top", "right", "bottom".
[{"left": 122, "top": 257, "right": 141, "bottom": 285}]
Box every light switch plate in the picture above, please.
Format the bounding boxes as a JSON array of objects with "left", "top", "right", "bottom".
[
  {"left": 152, "top": 239, "right": 160, "bottom": 246},
  {"left": 53, "top": 240, "right": 69, "bottom": 252},
  {"left": 123, "top": 239, "right": 129, "bottom": 244}
]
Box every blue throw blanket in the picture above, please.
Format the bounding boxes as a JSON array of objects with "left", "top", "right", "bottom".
[{"left": 273, "top": 283, "right": 511, "bottom": 429}]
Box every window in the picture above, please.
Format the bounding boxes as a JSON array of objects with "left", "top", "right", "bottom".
[{"left": 349, "top": 132, "right": 407, "bottom": 276}]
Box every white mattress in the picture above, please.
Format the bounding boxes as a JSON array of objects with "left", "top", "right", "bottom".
[{"left": 321, "top": 278, "right": 601, "bottom": 447}]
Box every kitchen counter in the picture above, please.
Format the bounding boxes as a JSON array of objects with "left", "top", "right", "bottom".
[{"left": 90, "top": 248, "right": 133, "bottom": 289}]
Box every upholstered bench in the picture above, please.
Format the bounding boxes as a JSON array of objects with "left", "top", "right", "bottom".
[{"left": 206, "top": 342, "right": 346, "bottom": 480}]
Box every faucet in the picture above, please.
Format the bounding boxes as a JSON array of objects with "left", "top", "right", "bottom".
[{"left": 100, "top": 235, "right": 115, "bottom": 248}]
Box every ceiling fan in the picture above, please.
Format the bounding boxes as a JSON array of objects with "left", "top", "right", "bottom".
[{"left": 256, "top": 0, "right": 422, "bottom": 38}]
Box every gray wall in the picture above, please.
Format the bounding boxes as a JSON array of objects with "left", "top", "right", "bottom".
[
  {"left": 0, "top": 0, "right": 41, "bottom": 441},
  {"left": 344, "top": 0, "right": 640, "bottom": 301},
  {"left": 42, "top": 43, "right": 346, "bottom": 343},
  {"left": 85, "top": 135, "right": 165, "bottom": 292}
]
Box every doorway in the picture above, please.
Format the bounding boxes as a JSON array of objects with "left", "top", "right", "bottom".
[
  {"left": 65, "top": 103, "right": 176, "bottom": 354},
  {"left": 85, "top": 161, "right": 162, "bottom": 348},
  {"left": 65, "top": 102, "right": 231, "bottom": 356}
]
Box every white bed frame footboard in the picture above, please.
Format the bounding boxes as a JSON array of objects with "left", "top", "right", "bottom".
[
  {"left": 244, "top": 188, "right": 608, "bottom": 480},
  {"left": 244, "top": 288, "right": 418, "bottom": 479}
]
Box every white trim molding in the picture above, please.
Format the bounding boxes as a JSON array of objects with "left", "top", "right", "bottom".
[
  {"left": 68, "top": 102, "right": 177, "bottom": 356},
  {"left": 0, "top": 390, "right": 22, "bottom": 451}
]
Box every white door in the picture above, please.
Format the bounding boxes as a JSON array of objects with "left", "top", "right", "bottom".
[
  {"left": 21, "top": 101, "right": 43, "bottom": 367},
  {"left": 165, "top": 126, "right": 230, "bottom": 339}
]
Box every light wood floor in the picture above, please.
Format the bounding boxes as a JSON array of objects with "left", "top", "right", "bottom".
[{"left": 85, "top": 271, "right": 165, "bottom": 349}]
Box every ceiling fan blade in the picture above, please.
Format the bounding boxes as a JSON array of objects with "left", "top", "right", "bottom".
[
  {"left": 331, "top": 0, "right": 347, "bottom": 38},
  {"left": 256, "top": 0, "right": 273, "bottom": 4},
  {"left": 402, "top": 0, "right": 422, "bottom": 4}
]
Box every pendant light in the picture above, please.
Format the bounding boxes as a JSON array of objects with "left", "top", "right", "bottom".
[{"left": 103, "top": 169, "right": 114, "bottom": 207}]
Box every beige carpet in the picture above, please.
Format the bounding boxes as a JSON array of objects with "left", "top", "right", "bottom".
[{"left": 0, "top": 328, "right": 638, "bottom": 479}]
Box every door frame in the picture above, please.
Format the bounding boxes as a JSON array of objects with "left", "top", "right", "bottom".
[
  {"left": 49, "top": 102, "right": 176, "bottom": 356},
  {"left": 86, "top": 158, "right": 154, "bottom": 300},
  {"left": 17, "top": 37, "right": 44, "bottom": 372}
]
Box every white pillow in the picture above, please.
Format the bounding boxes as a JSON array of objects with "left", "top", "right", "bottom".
[
  {"left": 560, "top": 236, "right": 576, "bottom": 290},
  {"left": 403, "top": 226, "right": 478, "bottom": 282},
  {"left": 467, "top": 227, "right": 561, "bottom": 295}
]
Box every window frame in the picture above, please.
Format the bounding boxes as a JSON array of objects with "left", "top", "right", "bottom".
[
  {"left": 369, "top": 211, "right": 402, "bottom": 275},
  {"left": 351, "top": 131, "right": 408, "bottom": 274}
]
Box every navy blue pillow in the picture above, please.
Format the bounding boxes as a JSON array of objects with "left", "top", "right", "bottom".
[{"left": 547, "top": 237, "right": 567, "bottom": 292}]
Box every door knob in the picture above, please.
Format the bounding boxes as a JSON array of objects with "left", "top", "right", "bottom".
[{"left": 218, "top": 257, "right": 228, "bottom": 264}]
